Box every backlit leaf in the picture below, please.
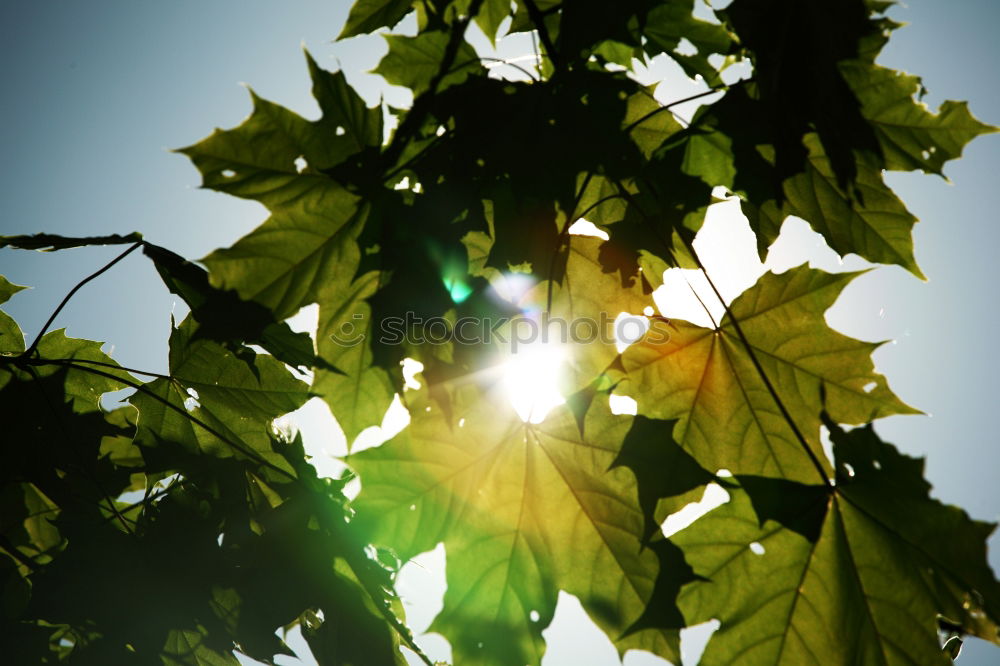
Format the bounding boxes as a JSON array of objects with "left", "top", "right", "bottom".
[
  {"left": 840, "top": 61, "right": 998, "bottom": 176},
  {"left": 350, "top": 388, "right": 678, "bottom": 665},
  {"left": 374, "top": 32, "right": 482, "bottom": 96},
  {"left": 180, "top": 52, "right": 380, "bottom": 319},
  {"left": 672, "top": 418, "right": 1000, "bottom": 664},
  {"left": 313, "top": 271, "right": 395, "bottom": 445},
  {"left": 130, "top": 318, "right": 308, "bottom": 474},
  {"left": 618, "top": 264, "right": 917, "bottom": 482},
  {"left": 747, "top": 134, "right": 924, "bottom": 278},
  {"left": 0, "top": 275, "right": 26, "bottom": 355},
  {"left": 338, "top": 0, "right": 414, "bottom": 39}
]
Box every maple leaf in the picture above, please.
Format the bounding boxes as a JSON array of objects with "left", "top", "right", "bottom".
[
  {"left": 0, "top": 329, "right": 139, "bottom": 568},
  {"left": 179, "top": 51, "right": 379, "bottom": 320},
  {"left": 374, "top": 31, "right": 483, "bottom": 95},
  {"left": 349, "top": 387, "right": 678, "bottom": 665},
  {"left": 745, "top": 134, "right": 924, "bottom": 278},
  {"left": 313, "top": 271, "right": 395, "bottom": 445},
  {"left": 720, "top": 0, "right": 882, "bottom": 190},
  {"left": 337, "top": 0, "right": 414, "bottom": 39},
  {"left": 841, "top": 61, "right": 998, "bottom": 176},
  {"left": 617, "top": 264, "right": 917, "bottom": 483},
  {"left": 522, "top": 235, "right": 653, "bottom": 396},
  {"left": 0, "top": 275, "right": 27, "bottom": 357},
  {"left": 130, "top": 317, "right": 309, "bottom": 476},
  {"left": 671, "top": 417, "right": 1000, "bottom": 664}
]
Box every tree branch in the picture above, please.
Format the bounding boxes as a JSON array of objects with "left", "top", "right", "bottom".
[{"left": 522, "top": 0, "right": 561, "bottom": 72}]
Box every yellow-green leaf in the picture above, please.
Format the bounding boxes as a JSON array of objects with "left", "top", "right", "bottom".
[
  {"left": 350, "top": 387, "right": 676, "bottom": 665},
  {"left": 313, "top": 271, "right": 396, "bottom": 445},
  {"left": 618, "top": 264, "right": 917, "bottom": 482},
  {"left": 841, "top": 61, "right": 998, "bottom": 176}
]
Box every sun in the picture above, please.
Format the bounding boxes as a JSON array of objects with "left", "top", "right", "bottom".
[{"left": 501, "top": 338, "right": 567, "bottom": 424}]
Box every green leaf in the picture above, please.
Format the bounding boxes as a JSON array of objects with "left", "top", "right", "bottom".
[
  {"left": 305, "top": 50, "right": 384, "bottom": 153},
  {"left": 0, "top": 275, "right": 26, "bottom": 355},
  {"left": 130, "top": 318, "right": 308, "bottom": 473},
  {"left": 350, "top": 388, "right": 677, "bottom": 665},
  {"left": 747, "top": 133, "right": 924, "bottom": 278},
  {"left": 475, "top": 0, "right": 511, "bottom": 45},
  {"left": 611, "top": 415, "right": 716, "bottom": 539},
  {"left": 618, "top": 264, "right": 917, "bottom": 482},
  {"left": 180, "top": 53, "right": 380, "bottom": 319},
  {"left": 162, "top": 628, "right": 240, "bottom": 666},
  {"left": 671, "top": 418, "right": 1000, "bottom": 664},
  {"left": 527, "top": 236, "right": 654, "bottom": 395},
  {"left": 143, "top": 242, "right": 330, "bottom": 371},
  {"left": 0, "top": 276, "right": 27, "bottom": 305},
  {"left": 32, "top": 330, "right": 135, "bottom": 413},
  {"left": 374, "top": 31, "right": 482, "bottom": 95},
  {"left": 203, "top": 194, "right": 365, "bottom": 322},
  {"left": 682, "top": 124, "right": 736, "bottom": 190},
  {"left": 0, "top": 332, "right": 139, "bottom": 569},
  {"left": 1, "top": 470, "right": 66, "bottom": 565},
  {"left": 313, "top": 271, "right": 395, "bottom": 445},
  {"left": 338, "top": 0, "right": 414, "bottom": 39},
  {"left": 303, "top": 557, "right": 410, "bottom": 666},
  {"left": 642, "top": 0, "right": 733, "bottom": 85},
  {"left": 840, "top": 61, "right": 998, "bottom": 176},
  {"left": 624, "top": 85, "right": 685, "bottom": 159},
  {"left": 574, "top": 174, "right": 628, "bottom": 227},
  {"left": 720, "top": 0, "right": 882, "bottom": 190},
  {"left": 590, "top": 134, "right": 714, "bottom": 283}
]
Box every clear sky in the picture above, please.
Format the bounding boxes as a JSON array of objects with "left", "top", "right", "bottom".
[{"left": 1, "top": 1, "right": 999, "bottom": 664}]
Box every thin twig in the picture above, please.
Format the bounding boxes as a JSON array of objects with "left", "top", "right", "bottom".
[
  {"left": 22, "top": 241, "right": 143, "bottom": 358},
  {"left": 383, "top": 131, "right": 449, "bottom": 184},
  {"left": 50, "top": 360, "right": 297, "bottom": 481},
  {"left": 37, "top": 356, "right": 173, "bottom": 381},
  {"left": 480, "top": 56, "right": 539, "bottom": 82},
  {"left": 522, "top": 0, "right": 560, "bottom": 71},
  {"left": 623, "top": 85, "right": 732, "bottom": 134}
]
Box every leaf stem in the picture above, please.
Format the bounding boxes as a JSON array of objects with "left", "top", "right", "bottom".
[
  {"left": 683, "top": 273, "right": 718, "bottom": 329},
  {"left": 623, "top": 85, "right": 733, "bottom": 134},
  {"left": 681, "top": 239, "right": 834, "bottom": 487},
  {"left": 38, "top": 356, "right": 173, "bottom": 382},
  {"left": 49, "top": 359, "right": 298, "bottom": 482}
]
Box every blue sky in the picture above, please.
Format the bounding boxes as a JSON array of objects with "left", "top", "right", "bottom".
[{"left": 1, "top": 1, "right": 998, "bottom": 663}]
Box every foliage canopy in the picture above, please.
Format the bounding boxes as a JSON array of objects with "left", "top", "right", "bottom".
[{"left": 1, "top": 1, "right": 998, "bottom": 664}]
